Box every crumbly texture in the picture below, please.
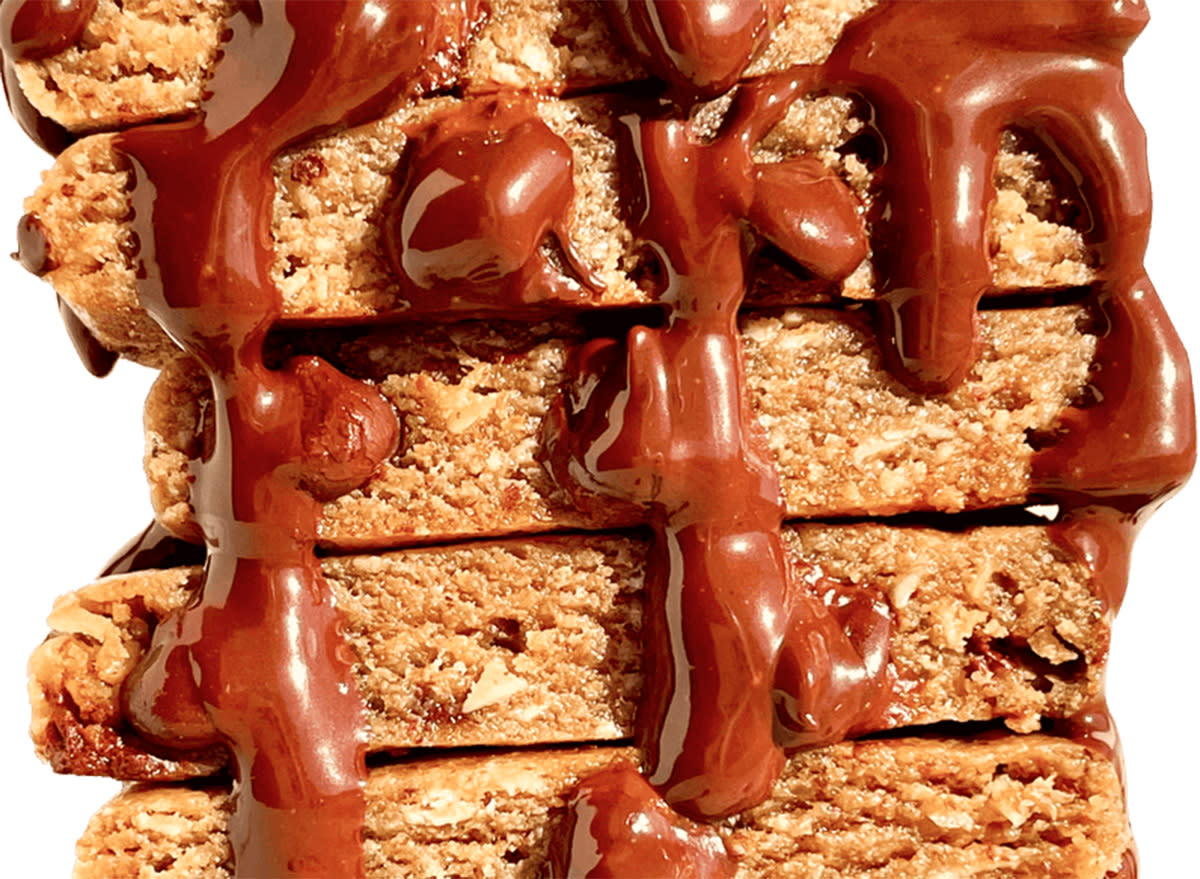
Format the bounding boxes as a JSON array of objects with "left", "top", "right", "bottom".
[
  {"left": 72, "top": 737, "right": 1131, "bottom": 879},
  {"left": 30, "top": 524, "right": 1106, "bottom": 780},
  {"left": 143, "top": 307, "right": 1095, "bottom": 547},
  {"left": 26, "top": 567, "right": 226, "bottom": 781},
  {"left": 27, "top": 93, "right": 1092, "bottom": 366},
  {"left": 18, "top": 0, "right": 1088, "bottom": 366},
  {"left": 18, "top": 1, "right": 878, "bottom": 130},
  {"left": 743, "top": 307, "right": 1096, "bottom": 516},
  {"left": 11, "top": 0, "right": 231, "bottom": 132},
  {"left": 11, "top": 1, "right": 1130, "bottom": 873},
  {"left": 783, "top": 525, "right": 1107, "bottom": 734}
]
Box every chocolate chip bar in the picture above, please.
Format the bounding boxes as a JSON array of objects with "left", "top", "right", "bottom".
[{"left": 3, "top": 1, "right": 1193, "bottom": 876}]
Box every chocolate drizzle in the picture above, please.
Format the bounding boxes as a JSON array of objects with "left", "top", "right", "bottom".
[
  {"left": 549, "top": 763, "right": 735, "bottom": 879},
  {"left": 547, "top": 0, "right": 1192, "bottom": 874},
  {"left": 12, "top": 3, "right": 476, "bottom": 876},
  {"left": 797, "top": 0, "right": 1196, "bottom": 624},
  {"left": 386, "top": 93, "right": 604, "bottom": 311},
  {"left": 0, "top": 0, "right": 91, "bottom": 154},
  {"left": 17, "top": 209, "right": 115, "bottom": 376},
  {"left": 3, "top": 1, "right": 1193, "bottom": 876},
  {"left": 100, "top": 520, "right": 205, "bottom": 578},
  {"left": 813, "top": 0, "right": 1150, "bottom": 393},
  {"left": 545, "top": 63, "right": 889, "bottom": 870},
  {"left": 603, "top": 0, "right": 785, "bottom": 100}
]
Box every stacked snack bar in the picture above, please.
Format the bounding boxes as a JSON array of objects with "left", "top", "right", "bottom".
[{"left": 3, "top": 1, "right": 1194, "bottom": 877}]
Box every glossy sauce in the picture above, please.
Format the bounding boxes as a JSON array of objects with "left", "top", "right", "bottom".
[
  {"left": 100, "top": 520, "right": 206, "bottom": 578},
  {"left": 3, "top": 1, "right": 1192, "bottom": 877},
  {"left": 110, "top": 5, "right": 481, "bottom": 875},
  {"left": 548, "top": 67, "right": 885, "bottom": 833},
  {"left": 548, "top": 0, "right": 1193, "bottom": 874},
  {"left": 386, "top": 93, "right": 604, "bottom": 311},
  {"left": 0, "top": 0, "right": 92, "bottom": 154},
  {"left": 8, "top": 2, "right": 475, "bottom": 876},
  {"left": 14, "top": 212, "right": 114, "bottom": 374}
]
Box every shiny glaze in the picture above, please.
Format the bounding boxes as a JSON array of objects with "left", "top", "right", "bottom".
[
  {"left": 603, "top": 0, "right": 784, "bottom": 100},
  {"left": 1055, "top": 699, "right": 1138, "bottom": 878},
  {"left": 101, "top": 520, "right": 206, "bottom": 579},
  {"left": 14, "top": 211, "right": 49, "bottom": 275},
  {"left": 0, "top": 0, "right": 90, "bottom": 153},
  {"left": 547, "top": 763, "right": 735, "bottom": 879},
  {"left": 57, "top": 295, "right": 117, "bottom": 377},
  {"left": 0, "top": 0, "right": 95, "bottom": 60},
  {"left": 385, "top": 93, "right": 604, "bottom": 311},
  {"left": 58, "top": 3, "right": 472, "bottom": 877},
  {"left": 547, "top": 70, "right": 885, "bottom": 870},
  {"left": 802, "top": 0, "right": 1194, "bottom": 628},
  {"left": 813, "top": 0, "right": 1152, "bottom": 392},
  {"left": 548, "top": 0, "right": 1192, "bottom": 873},
  {"left": 16, "top": 210, "right": 116, "bottom": 375},
  {"left": 1, "top": 0, "right": 1191, "bottom": 876}
]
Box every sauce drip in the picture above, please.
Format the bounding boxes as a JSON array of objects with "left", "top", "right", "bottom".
[
  {"left": 806, "top": 3, "right": 1194, "bottom": 638},
  {"left": 27, "top": 3, "right": 474, "bottom": 876},
  {"left": 385, "top": 93, "right": 604, "bottom": 311},
  {"left": 814, "top": 0, "right": 1151, "bottom": 393},
  {"left": 56, "top": 295, "right": 117, "bottom": 377},
  {"left": 546, "top": 70, "right": 887, "bottom": 869},
  {"left": 603, "top": 0, "right": 785, "bottom": 100},
  {"left": 549, "top": 763, "right": 735, "bottom": 879},
  {"left": 3, "top": 1, "right": 1192, "bottom": 876},
  {"left": 100, "top": 520, "right": 205, "bottom": 579},
  {"left": 15, "top": 210, "right": 115, "bottom": 375},
  {"left": 0, "top": 0, "right": 91, "bottom": 154},
  {"left": 549, "top": 0, "right": 1193, "bottom": 874}
]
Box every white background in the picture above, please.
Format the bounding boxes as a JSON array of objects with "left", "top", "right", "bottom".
[{"left": 0, "top": 6, "right": 1196, "bottom": 876}]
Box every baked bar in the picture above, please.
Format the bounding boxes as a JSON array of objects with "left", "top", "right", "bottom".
[
  {"left": 143, "top": 306, "right": 1095, "bottom": 547},
  {"left": 30, "top": 524, "right": 1108, "bottom": 781},
  {"left": 72, "top": 737, "right": 1131, "bottom": 879},
  {"left": 24, "top": 97, "right": 1090, "bottom": 366},
  {"left": 5, "top": 0, "right": 1189, "bottom": 876},
  {"left": 9, "top": 0, "right": 878, "bottom": 130}
]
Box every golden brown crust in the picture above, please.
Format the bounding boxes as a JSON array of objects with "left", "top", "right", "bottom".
[{"left": 72, "top": 737, "right": 1131, "bottom": 879}]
